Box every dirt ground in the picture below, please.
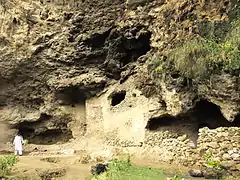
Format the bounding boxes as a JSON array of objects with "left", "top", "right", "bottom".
[
  {"left": 8, "top": 155, "right": 93, "bottom": 180},
  {"left": 3, "top": 154, "right": 194, "bottom": 180}
]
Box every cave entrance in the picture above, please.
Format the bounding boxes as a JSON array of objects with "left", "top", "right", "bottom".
[
  {"left": 16, "top": 126, "right": 73, "bottom": 145},
  {"left": 232, "top": 113, "right": 240, "bottom": 126},
  {"left": 14, "top": 113, "right": 73, "bottom": 145},
  {"left": 110, "top": 90, "right": 126, "bottom": 106},
  {"left": 145, "top": 99, "right": 240, "bottom": 146},
  {"left": 145, "top": 99, "right": 239, "bottom": 131},
  {"left": 145, "top": 114, "right": 176, "bottom": 131},
  {"left": 192, "top": 99, "right": 232, "bottom": 129},
  {"left": 29, "top": 129, "right": 73, "bottom": 145}
]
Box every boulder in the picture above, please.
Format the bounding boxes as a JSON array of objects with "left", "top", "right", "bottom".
[{"left": 188, "top": 169, "right": 204, "bottom": 177}]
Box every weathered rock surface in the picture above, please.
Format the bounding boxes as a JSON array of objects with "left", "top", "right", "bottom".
[{"left": 0, "top": 0, "right": 240, "bottom": 176}]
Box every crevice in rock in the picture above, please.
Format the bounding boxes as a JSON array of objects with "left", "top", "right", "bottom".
[
  {"left": 16, "top": 124, "right": 73, "bottom": 145},
  {"left": 121, "top": 31, "right": 151, "bottom": 66},
  {"left": 104, "top": 28, "right": 151, "bottom": 79},
  {"left": 110, "top": 90, "right": 126, "bottom": 106},
  {"left": 192, "top": 99, "right": 231, "bottom": 129},
  {"left": 86, "top": 29, "right": 112, "bottom": 48},
  {"left": 39, "top": 113, "right": 52, "bottom": 121}
]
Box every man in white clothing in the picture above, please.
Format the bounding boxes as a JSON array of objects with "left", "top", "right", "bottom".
[{"left": 13, "top": 132, "right": 24, "bottom": 156}]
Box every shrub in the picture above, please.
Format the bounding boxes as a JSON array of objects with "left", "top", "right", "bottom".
[
  {"left": 171, "top": 175, "right": 181, "bottom": 180},
  {"left": 0, "top": 155, "right": 18, "bottom": 176},
  {"left": 153, "top": 17, "right": 240, "bottom": 80},
  {"left": 168, "top": 39, "right": 217, "bottom": 79},
  {"left": 221, "top": 18, "right": 240, "bottom": 71},
  {"left": 91, "top": 157, "right": 165, "bottom": 180}
]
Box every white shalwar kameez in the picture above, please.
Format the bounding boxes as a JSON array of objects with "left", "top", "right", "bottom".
[{"left": 13, "top": 135, "right": 24, "bottom": 155}]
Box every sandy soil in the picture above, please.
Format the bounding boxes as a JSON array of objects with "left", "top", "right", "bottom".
[
  {"left": 2, "top": 154, "right": 195, "bottom": 180},
  {"left": 8, "top": 155, "right": 92, "bottom": 180}
]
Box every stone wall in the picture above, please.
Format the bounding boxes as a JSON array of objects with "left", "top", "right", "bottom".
[
  {"left": 142, "top": 126, "right": 240, "bottom": 167},
  {"left": 198, "top": 127, "right": 240, "bottom": 162}
]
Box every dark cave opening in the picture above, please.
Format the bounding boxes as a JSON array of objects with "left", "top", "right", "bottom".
[
  {"left": 145, "top": 114, "right": 176, "bottom": 131},
  {"left": 13, "top": 113, "right": 73, "bottom": 145},
  {"left": 104, "top": 29, "right": 151, "bottom": 80},
  {"left": 86, "top": 29, "right": 111, "bottom": 48},
  {"left": 29, "top": 129, "right": 73, "bottom": 145},
  {"left": 16, "top": 126, "right": 73, "bottom": 145},
  {"left": 56, "top": 86, "right": 86, "bottom": 106},
  {"left": 145, "top": 99, "right": 240, "bottom": 146},
  {"left": 15, "top": 113, "right": 52, "bottom": 136},
  {"left": 110, "top": 90, "right": 126, "bottom": 106},
  {"left": 121, "top": 32, "right": 151, "bottom": 66},
  {"left": 18, "top": 126, "right": 35, "bottom": 138},
  {"left": 193, "top": 99, "right": 231, "bottom": 129},
  {"left": 232, "top": 113, "right": 240, "bottom": 126},
  {"left": 39, "top": 113, "right": 52, "bottom": 121},
  {"left": 145, "top": 99, "right": 240, "bottom": 131}
]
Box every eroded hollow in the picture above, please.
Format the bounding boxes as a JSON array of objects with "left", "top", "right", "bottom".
[
  {"left": 146, "top": 99, "right": 239, "bottom": 131},
  {"left": 56, "top": 86, "right": 86, "bottom": 106},
  {"left": 145, "top": 114, "right": 176, "bottom": 131},
  {"left": 193, "top": 99, "right": 232, "bottom": 129},
  {"left": 110, "top": 90, "right": 126, "bottom": 106},
  {"left": 86, "top": 29, "right": 111, "bottom": 48},
  {"left": 17, "top": 126, "right": 73, "bottom": 145},
  {"left": 29, "top": 129, "right": 73, "bottom": 145},
  {"left": 121, "top": 31, "right": 151, "bottom": 66},
  {"left": 145, "top": 99, "right": 240, "bottom": 145},
  {"left": 233, "top": 113, "right": 240, "bottom": 126},
  {"left": 14, "top": 113, "right": 73, "bottom": 145}
]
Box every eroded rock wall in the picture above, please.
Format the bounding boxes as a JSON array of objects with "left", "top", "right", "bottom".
[
  {"left": 85, "top": 78, "right": 240, "bottom": 172},
  {"left": 0, "top": 0, "right": 240, "bottom": 172}
]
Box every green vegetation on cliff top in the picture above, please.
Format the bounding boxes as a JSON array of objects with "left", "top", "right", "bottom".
[{"left": 153, "top": 17, "right": 240, "bottom": 80}]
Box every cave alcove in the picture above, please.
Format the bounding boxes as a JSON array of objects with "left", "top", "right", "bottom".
[{"left": 110, "top": 90, "right": 126, "bottom": 106}]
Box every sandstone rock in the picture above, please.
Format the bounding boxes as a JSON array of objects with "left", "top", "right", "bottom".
[
  {"left": 203, "top": 169, "right": 223, "bottom": 179},
  {"left": 235, "top": 164, "right": 240, "bottom": 171},
  {"left": 188, "top": 169, "right": 204, "bottom": 177},
  {"left": 231, "top": 153, "right": 240, "bottom": 161},
  {"left": 216, "top": 132, "right": 229, "bottom": 137},
  {"left": 0, "top": 0, "right": 239, "bottom": 172},
  {"left": 60, "top": 149, "right": 75, "bottom": 155},
  {"left": 222, "top": 153, "right": 231, "bottom": 161},
  {"left": 177, "top": 134, "right": 188, "bottom": 142},
  {"left": 207, "top": 142, "right": 220, "bottom": 149},
  {"left": 126, "top": 0, "right": 149, "bottom": 7},
  {"left": 220, "top": 161, "right": 237, "bottom": 170}
]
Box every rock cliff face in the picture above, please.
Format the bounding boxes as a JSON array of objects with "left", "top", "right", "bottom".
[{"left": 0, "top": 0, "right": 240, "bottom": 171}]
